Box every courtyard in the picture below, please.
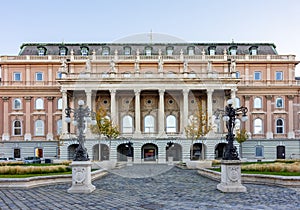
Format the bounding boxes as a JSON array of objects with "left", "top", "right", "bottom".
[{"left": 0, "top": 165, "right": 299, "bottom": 210}]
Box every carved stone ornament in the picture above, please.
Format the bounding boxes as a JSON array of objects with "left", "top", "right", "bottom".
[
  {"left": 73, "top": 167, "right": 86, "bottom": 184},
  {"left": 227, "top": 166, "right": 240, "bottom": 182}
]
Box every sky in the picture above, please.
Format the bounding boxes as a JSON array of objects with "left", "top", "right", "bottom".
[{"left": 0, "top": 0, "right": 299, "bottom": 64}]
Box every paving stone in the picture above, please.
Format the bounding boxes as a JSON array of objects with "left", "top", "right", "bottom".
[{"left": 0, "top": 165, "right": 299, "bottom": 209}]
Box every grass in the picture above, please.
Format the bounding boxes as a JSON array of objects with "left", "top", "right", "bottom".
[
  {"left": 0, "top": 165, "right": 71, "bottom": 175},
  {"left": 0, "top": 171, "right": 72, "bottom": 178}
]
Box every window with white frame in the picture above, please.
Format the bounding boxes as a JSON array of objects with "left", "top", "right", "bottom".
[
  {"left": 236, "top": 71, "right": 240, "bottom": 78},
  {"left": 276, "top": 97, "right": 284, "bottom": 108},
  {"left": 35, "top": 120, "right": 44, "bottom": 136},
  {"left": 250, "top": 47, "right": 258, "bottom": 55},
  {"left": 254, "top": 97, "right": 262, "bottom": 109},
  {"left": 59, "top": 47, "right": 67, "bottom": 56},
  {"left": 166, "top": 115, "right": 176, "bottom": 133},
  {"left": 229, "top": 47, "right": 237, "bottom": 55},
  {"left": 123, "top": 72, "right": 131, "bottom": 78},
  {"left": 57, "top": 98, "right": 62, "bottom": 110},
  {"left": 35, "top": 98, "right": 44, "bottom": 110},
  {"left": 122, "top": 115, "right": 133, "bottom": 133},
  {"left": 102, "top": 72, "right": 109, "bottom": 78},
  {"left": 208, "top": 47, "right": 216, "bottom": 55},
  {"left": 144, "top": 115, "right": 155, "bottom": 133},
  {"left": 12, "top": 120, "right": 22, "bottom": 136},
  {"left": 254, "top": 71, "right": 261, "bottom": 80},
  {"left": 254, "top": 118, "right": 263, "bottom": 134},
  {"left": 255, "top": 145, "right": 264, "bottom": 157},
  {"left": 276, "top": 118, "right": 284, "bottom": 134},
  {"left": 13, "top": 72, "right": 21, "bottom": 81},
  {"left": 13, "top": 98, "right": 22, "bottom": 109},
  {"left": 187, "top": 46, "right": 195, "bottom": 56},
  {"left": 189, "top": 72, "right": 196, "bottom": 78},
  {"left": 276, "top": 71, "right": 283, "bottom": 80},
  {"left": 35, "top": 72, "right": 43, "bottom": 81},
  {"left": 57, "top": 72, "right": 62, "bottom": 79},
  {"left": 57, "top": 120, "right": 62, "bottom": 135}
]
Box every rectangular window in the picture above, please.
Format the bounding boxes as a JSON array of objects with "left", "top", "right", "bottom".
[
  {"left": 36, "top": 72, "right": 43, "bottom": 81},
  {"left": 230, "top": 49, "right": 237, "bottom": 55},
  {"left": 254, "top": 71, "right": 261, "bottom": 80},
  {"left": 255, "top": 146, "right": 264, "bottom": 157},
  {"left": 209, "top": 49, "right": 215, "bottom": 55},
  {"left": 124, "top": 47, "right": 131, "bottom": 55},
  {"left": 167, "top": 49, "right": 173, "bottom": 56},
  {"left": 13, "top": 72, "right": 21, "bottom": 81},
  {"left": 188, "top": 49, "right": 194, "bottom": 56},
  {"left": 251, "top": 49, "right": 257, "bottom": 55},
  {"left": 145, "top": 48, "right": 151, "bottom": 56},
  {"left": 102, "top": 48, "right": 109, "bottom": 55},
  {"left": 276, "top": 71, "right": 283, "bottom": 80}
]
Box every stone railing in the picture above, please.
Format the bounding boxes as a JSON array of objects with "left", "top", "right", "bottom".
[{"left": 1, "top": 54, "right": 296, "bottom": 62}]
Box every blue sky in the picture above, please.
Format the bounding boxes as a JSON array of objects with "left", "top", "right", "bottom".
[{"left": 1, "top": 0, "right": 299, "bottom": 61}]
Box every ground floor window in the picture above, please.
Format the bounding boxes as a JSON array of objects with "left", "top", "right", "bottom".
[
  {"left": 35, "top": 148, "right": 43, "bottom": 158},
  {"left": 14, "top": 148, "right": 21, "bottom": 158},
  {"left": 255, "top": 145, "right": 264, "bottom": 158}
]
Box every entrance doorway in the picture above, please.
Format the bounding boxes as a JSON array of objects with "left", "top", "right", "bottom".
[
  {"left": 142, "top": 143, "right": 158, "bottom": 161},
  {"left": 117, "top": 143, "right": 134, "bottom": 161},
  {"left": 190, "top": 143, "right": 206, "bottom": 160},
  {"left": 215, "top": 143, "right": 227, "bottom": 159},
  {"left": 68, "top": 144, "right": 79, "bottom": 160},
  {"left": 166, "top": 143, "right": 182, "bottom": 161},
  {"left": 277, "top": 145, "right": 285, "bottom": 159},
  {"left": 93, "top": 144, "right": 110, "bottom": 161}
]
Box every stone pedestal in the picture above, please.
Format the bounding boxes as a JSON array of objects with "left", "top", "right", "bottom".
[
  {"left": 67, "top": 161, "right": 96, "bottom": 194},
  {"left": 217, "top": 160, "right": 246, "bottom": 193}
]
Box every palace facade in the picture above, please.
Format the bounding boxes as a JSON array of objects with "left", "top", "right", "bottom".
[{"left": 0, "top": 35, "right": 299, "bottom": 163}]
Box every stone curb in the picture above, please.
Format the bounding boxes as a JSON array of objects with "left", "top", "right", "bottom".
[
  {"left": 0, "top": 169, "right": 108, "bottom": 189},
  {"left": 198, "top": 168, "right": 300, "bottom": 188}
]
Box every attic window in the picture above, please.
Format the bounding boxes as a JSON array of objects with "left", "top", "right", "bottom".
[
  {"left": 229, "top": 46, "right": 237, "bottom": 55},
  {"left": 145, "top": 47, "right": 152, "bottom": 56},
  {"left": 81, "top": 47, "right": 89, "bottom": 56},
  {"left": 124, "top": 47, "right": 131, "bottom": 55},
  {"left": 166, "top": 46, "right": 173, "bottom": 56},
  {"left": 37, "top": 47, "right": 46, "bottom": 56},
  {"left": 187, "top": 46, "right": 195, "bottom": 56},
  {"left": 208, "top": 46, "right": 216, "bottom": 55},
  {"left": 59, "top": 47, "right": 67, "bottom": 56},
  {"left": 102, "top": 47, "right": 110, "bottom": 55},
  {"left": 249, "top": 46, "right": 258, "bottom": 55}
]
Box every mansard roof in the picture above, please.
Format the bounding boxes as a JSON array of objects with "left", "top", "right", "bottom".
[{"left": 19, "top": 42, "right": 278, "bottom": 56}]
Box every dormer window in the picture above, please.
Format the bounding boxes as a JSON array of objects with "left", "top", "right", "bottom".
[
  {"left": 208, "top": 46, "right": 216, "bottom": 55},
  {"left": 81, "top": 47, "right": 89, "bottom": 56},
  {"left": 124, "top": 47, "right": 131, "bottom": 55},
  {"left": 249, "top": 46, "right": 258, "bottom": 55},
  {"left": 187, "top": 46, "right": 195, "bottom": 56},
  {"left": 229, "top": 46, "right": 237, "bottom": 55},
  {"left": 37, "top": 47, "right": 46, "bottom": 56},
  {"left": 166, "top": 46, "right": 173, "bottom": 56},
  {"left": 102, "top": 47, "right": 110, "bottom": 55},
  {"left": 59, "top": 47, "right": 67, "bottom": 56},
  {"left": 145, "top": 47, "right": 152, "bottom": 56}
]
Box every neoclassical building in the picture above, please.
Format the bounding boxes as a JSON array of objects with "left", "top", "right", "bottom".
[{"left": 0, "top": 34, "right": 299, "bottom": 162}]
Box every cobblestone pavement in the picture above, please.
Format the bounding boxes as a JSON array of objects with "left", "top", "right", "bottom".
[{"left": 0, "top": 165, "right": 299, "bottom": 210}]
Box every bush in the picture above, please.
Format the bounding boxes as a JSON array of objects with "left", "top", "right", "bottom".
[{"left": 0, "top": 165, "right": 71, "bottom": 175}]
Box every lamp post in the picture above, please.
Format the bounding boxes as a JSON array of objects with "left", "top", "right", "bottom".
[
  {"left": 214, "top": 99, "right": 248, "bottom": 160},
  {"left": 215, "top": 98, "right": 248, "bottom": 193},
  {"left": 65, "top": 100, "right": 97, "bottom": 161}
]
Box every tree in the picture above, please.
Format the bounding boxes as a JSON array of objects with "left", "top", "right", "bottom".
[
  {"left": 235, "top": 129, "right": 249, "bottom": 158},
  {"left": 185, "top": 101, "right": 211, "bottom": 160},
  {"left": 90, "top": 105, "right": 120, "bottom": 139}
]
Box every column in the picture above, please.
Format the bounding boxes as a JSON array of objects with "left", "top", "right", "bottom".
[
  {"left": 24, "top": 96, "right": 32, "bottom": 141},
  {"left": 2, "top": 97, "right": 10, "bottom": 140},
  {"left": 245, "top": 64, "right": 249, "bottom": 86},
  {"left": 133, "top": 89, "right": 142, "bottom": 137},
  {"left": 26, "top": 65, "right": 30, "bottom": 86},
  {"left": 265, "top": 95, "right": 273, "bottom": 139},
  {"left": 61, "top": 89, "right": 68, "bottom": 136},
  {"left": 287, "top": 95, "right": 295, "bottom": 138},
  {"left": 266, "top": 64, "right": 271, "bottom": 86},
  {"left": 244, "top": 96, "right": 251, "bottom": 137},
  {"left": 3, "top": 65, "right": 8, "bottom": 86},
  {"left": 110, "top": 89, "right": 117, "bottom": 125},
  {"left": 47, "top": 97, "right": 54, "bottom": 140},
  {"left": 182, "top": 89, "right": 189, "bottom": 136},
  {"left": 48, "top": 65, "right": 52, "bottom": 86},
  {"left": 207, "top": 89, "right": 214, "bottom": 126},
  {"left": 158, "top": 89, "right": 166, "bottom": 137}
]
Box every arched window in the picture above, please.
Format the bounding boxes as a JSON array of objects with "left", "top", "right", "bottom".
[
  {"left": 57, "top": 120, "right": 62, "bottom": 135},
  {"left": 254, "top": 118, "right": 263, "bottom": 134},
  {"left": 276, "top": 97, "right": 284, "bottom": 108},
  {"left": 35, "top": 98, "right": 44, "bottom": 110},
  {"left": 57, "top": 98, "right": 62, "bottom": 110},
  {"left": 166, "top": 115, "right": 176, "bottom": 133},
  {"left": 13, "top": 98, "right": 22, "bottom": 109},
  {"left": 122, "top": 115, "right": 133, "bottom": 133},
  {"left": 276, "top": 119, "right": 284, "bottom": 134},
  {"left": 144, "top": 115, "right": 155, "bottom": 133},
  {"left": 254, "top": 97, "right": 262, "bottom": 109},
  {"left": 12, "top": 120, "right": 22, "bottom": 136},
  {"left": 35, "top": 120, "right": 44, "bottom": 136}
]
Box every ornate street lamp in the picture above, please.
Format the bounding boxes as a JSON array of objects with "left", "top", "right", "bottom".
[
  {"left": 65, "top": 100, "right": 97, "bottom": 161},
  {"left": 214, "top": 99, "right": 248, "bottom": 160}
]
